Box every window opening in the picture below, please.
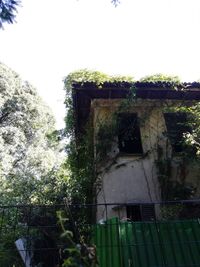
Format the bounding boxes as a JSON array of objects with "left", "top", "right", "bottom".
[
  {"left": 126, "top": 204, "right": 155, "bottom": 221},
  {"left": 126, "top": 205, "right": 141, "bottom": 221},
  {"left": 118, "top": 113, "right": 143, "bottom": 154},
  {"left": 164, "top": 112, "right": 191, "bottom": 153}
]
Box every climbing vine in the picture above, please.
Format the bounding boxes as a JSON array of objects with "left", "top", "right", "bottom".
[
  {"left": 64, "top": 70, "right": 200, "bottom": 218},
  {"left": 156, "top": 102, "right": 200, "bottom": 201},
  {"left": 64, "top": 70, "right": 134, "bottom": 224}
]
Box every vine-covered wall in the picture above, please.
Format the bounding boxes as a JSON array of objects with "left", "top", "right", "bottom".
[
  {"left": 92, "top": 98, "right": 200, "bottom": 219},
  {"left": 64, "top": 70, "right": 200, "bottom": 221}
]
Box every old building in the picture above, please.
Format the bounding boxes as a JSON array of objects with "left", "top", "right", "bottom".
[{"left": 72, "top": 80, "right": 200, "bottom": 221}]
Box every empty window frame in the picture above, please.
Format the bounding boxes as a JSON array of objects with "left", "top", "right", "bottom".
[
  {"left": 126, "top": 204, "right": 156, "bottom": 221},
  {"left": 117, "top": 113, "right": 143, "bottom": 154},
  {"left": 164, "top": 112, "right": 191, "bottom": 153}
]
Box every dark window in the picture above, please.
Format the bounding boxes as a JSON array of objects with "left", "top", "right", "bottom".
[
  {"left": 118, "top": 113, "right": 143, "bottom": 154},
  {"left": 126, "top": 204, "right": 155, "bottom": 221},
  {"left": 164, "top": 112, "right": 191, "bottom": 153},
  {"left": 127, "top": 205, "right": 141, "bottom": 221}
]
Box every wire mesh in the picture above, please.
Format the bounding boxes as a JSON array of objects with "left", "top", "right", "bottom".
[{"left": 0, "top": 200, "right": 199, "bottom": 266}]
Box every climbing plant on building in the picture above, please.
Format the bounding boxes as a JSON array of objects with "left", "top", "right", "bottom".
[
  {"left": 64, "top": 70, "right": 200, "bottom": 216},
  {"left": 64, "top": 70, "right": 134, "bottom": 224}
]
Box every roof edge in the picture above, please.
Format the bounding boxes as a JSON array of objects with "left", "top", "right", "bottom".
[{"left": 72, "top": 81, "right": 200, "bottom": 91}]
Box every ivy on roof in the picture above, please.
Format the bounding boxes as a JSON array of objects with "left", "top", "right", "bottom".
[
  {"left": 64, "top": 69, "right": 134, "bottom": 92},
  {"left": 140, "top": 73, "right": 181, "bottom": 84},
  {"left": 138, "top": 74, "right": 182, "bottom": 89},
  {"left": 64, "top": 70, "right": 200, "bottom": 92}
]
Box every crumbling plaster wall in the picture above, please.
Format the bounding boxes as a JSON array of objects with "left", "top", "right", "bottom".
[{"left": 91, "top": 98, "right": 199, "bottom": 220}]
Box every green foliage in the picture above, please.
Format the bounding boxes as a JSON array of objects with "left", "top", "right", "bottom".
[
  {"left": 140, "top": 74, "right": 181, "bottom": 90},
  {"left": 58, "top": 211, "right": 98, "bottom": 267},
  {"left": 96, "top": 119, "right": 118, "bottom": 160},
  {"left": 182, "top": 103, "right": 200, "bottom": 156},
  {"left": 64, "top": 69, "right": 134, "bottom": 90},
  {"left": 0, "top": 63, "right": 64, "bottom": 204},
  {"left": 65, "top": 126, "right": 95, "bottom": 205},
  {"left": 64, "top": 73, "right": 96, "bottom": 204},
  {"left": 0, "top": 232, "right": 24, "bottom": 266},
  {"left": 164, "top": 104, "right": 200, "bottom": 158},
  {"left": 64, "top": 71, "right": 96, "bottom": 222},
  {"left": 0, "top": 207, "right": 26, "bottom": 266},
  {"left": 64, "top": 70, "right": 135, "bottom": 210},
  {"left": 161, "top": 204, "right": 183, "bottom": 220},
  {"left": 156, "top": 102, "right": 200, "bottom": 201},
  {"left": 140, "top": 73, "right": 181, "bottom": 84},
  {"left": 0, "top": 63, "right": 69, "bottom": 265},
  {"left": 64, "top": 70, "right": 133, "bottom": 226},
  {"left": 65, "top": 69, "right": 110, "bottom": 88}
]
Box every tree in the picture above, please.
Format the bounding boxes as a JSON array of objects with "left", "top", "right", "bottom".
[
  {"left": 0, "top": 63, "right": 64, "bottom": 204},
  {"left": 0, "top": 0, "right": 20, "bottom": 28}
]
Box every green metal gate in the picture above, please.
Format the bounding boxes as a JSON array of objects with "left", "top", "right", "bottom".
[{"left": 93, "top": 218, "right": 200, "bottom": 267}]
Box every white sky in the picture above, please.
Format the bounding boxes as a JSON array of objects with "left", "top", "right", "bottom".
[{"left": 1, "top": 0, "right": 200, "bottom": 128}]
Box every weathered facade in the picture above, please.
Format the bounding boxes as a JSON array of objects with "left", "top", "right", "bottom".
[{"left": 73, "top": 81, "right": 200, "bottom": 221}]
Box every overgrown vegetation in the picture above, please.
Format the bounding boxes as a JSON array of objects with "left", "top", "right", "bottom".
[
  {"left": 64, "top": 70, "right": 134, "bottom": 215},
  {"left": 140, "top": 73, "right": 181, "bottom": 84},
  {"left": 64, "top": 70, "right": 200, "bottom": 209},
  {"left": 58, "top": 209, "right": 97, "bottom": 267},
  {"left": 0, "top": 62, "right": 66, "bottom": 205},
  {"left": 156, "top": 103, "right": 200, "bottom": 201},
  {"left": 0, "top": 63, "right": 69, "bottom": 266},
  {"left": 2, "top": 66, "right": 200, "bottom": 265}
]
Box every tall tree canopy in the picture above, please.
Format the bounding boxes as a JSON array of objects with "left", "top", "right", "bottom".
[{"left": 0, "top": 63, "right": 63, "bottom": 204}]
